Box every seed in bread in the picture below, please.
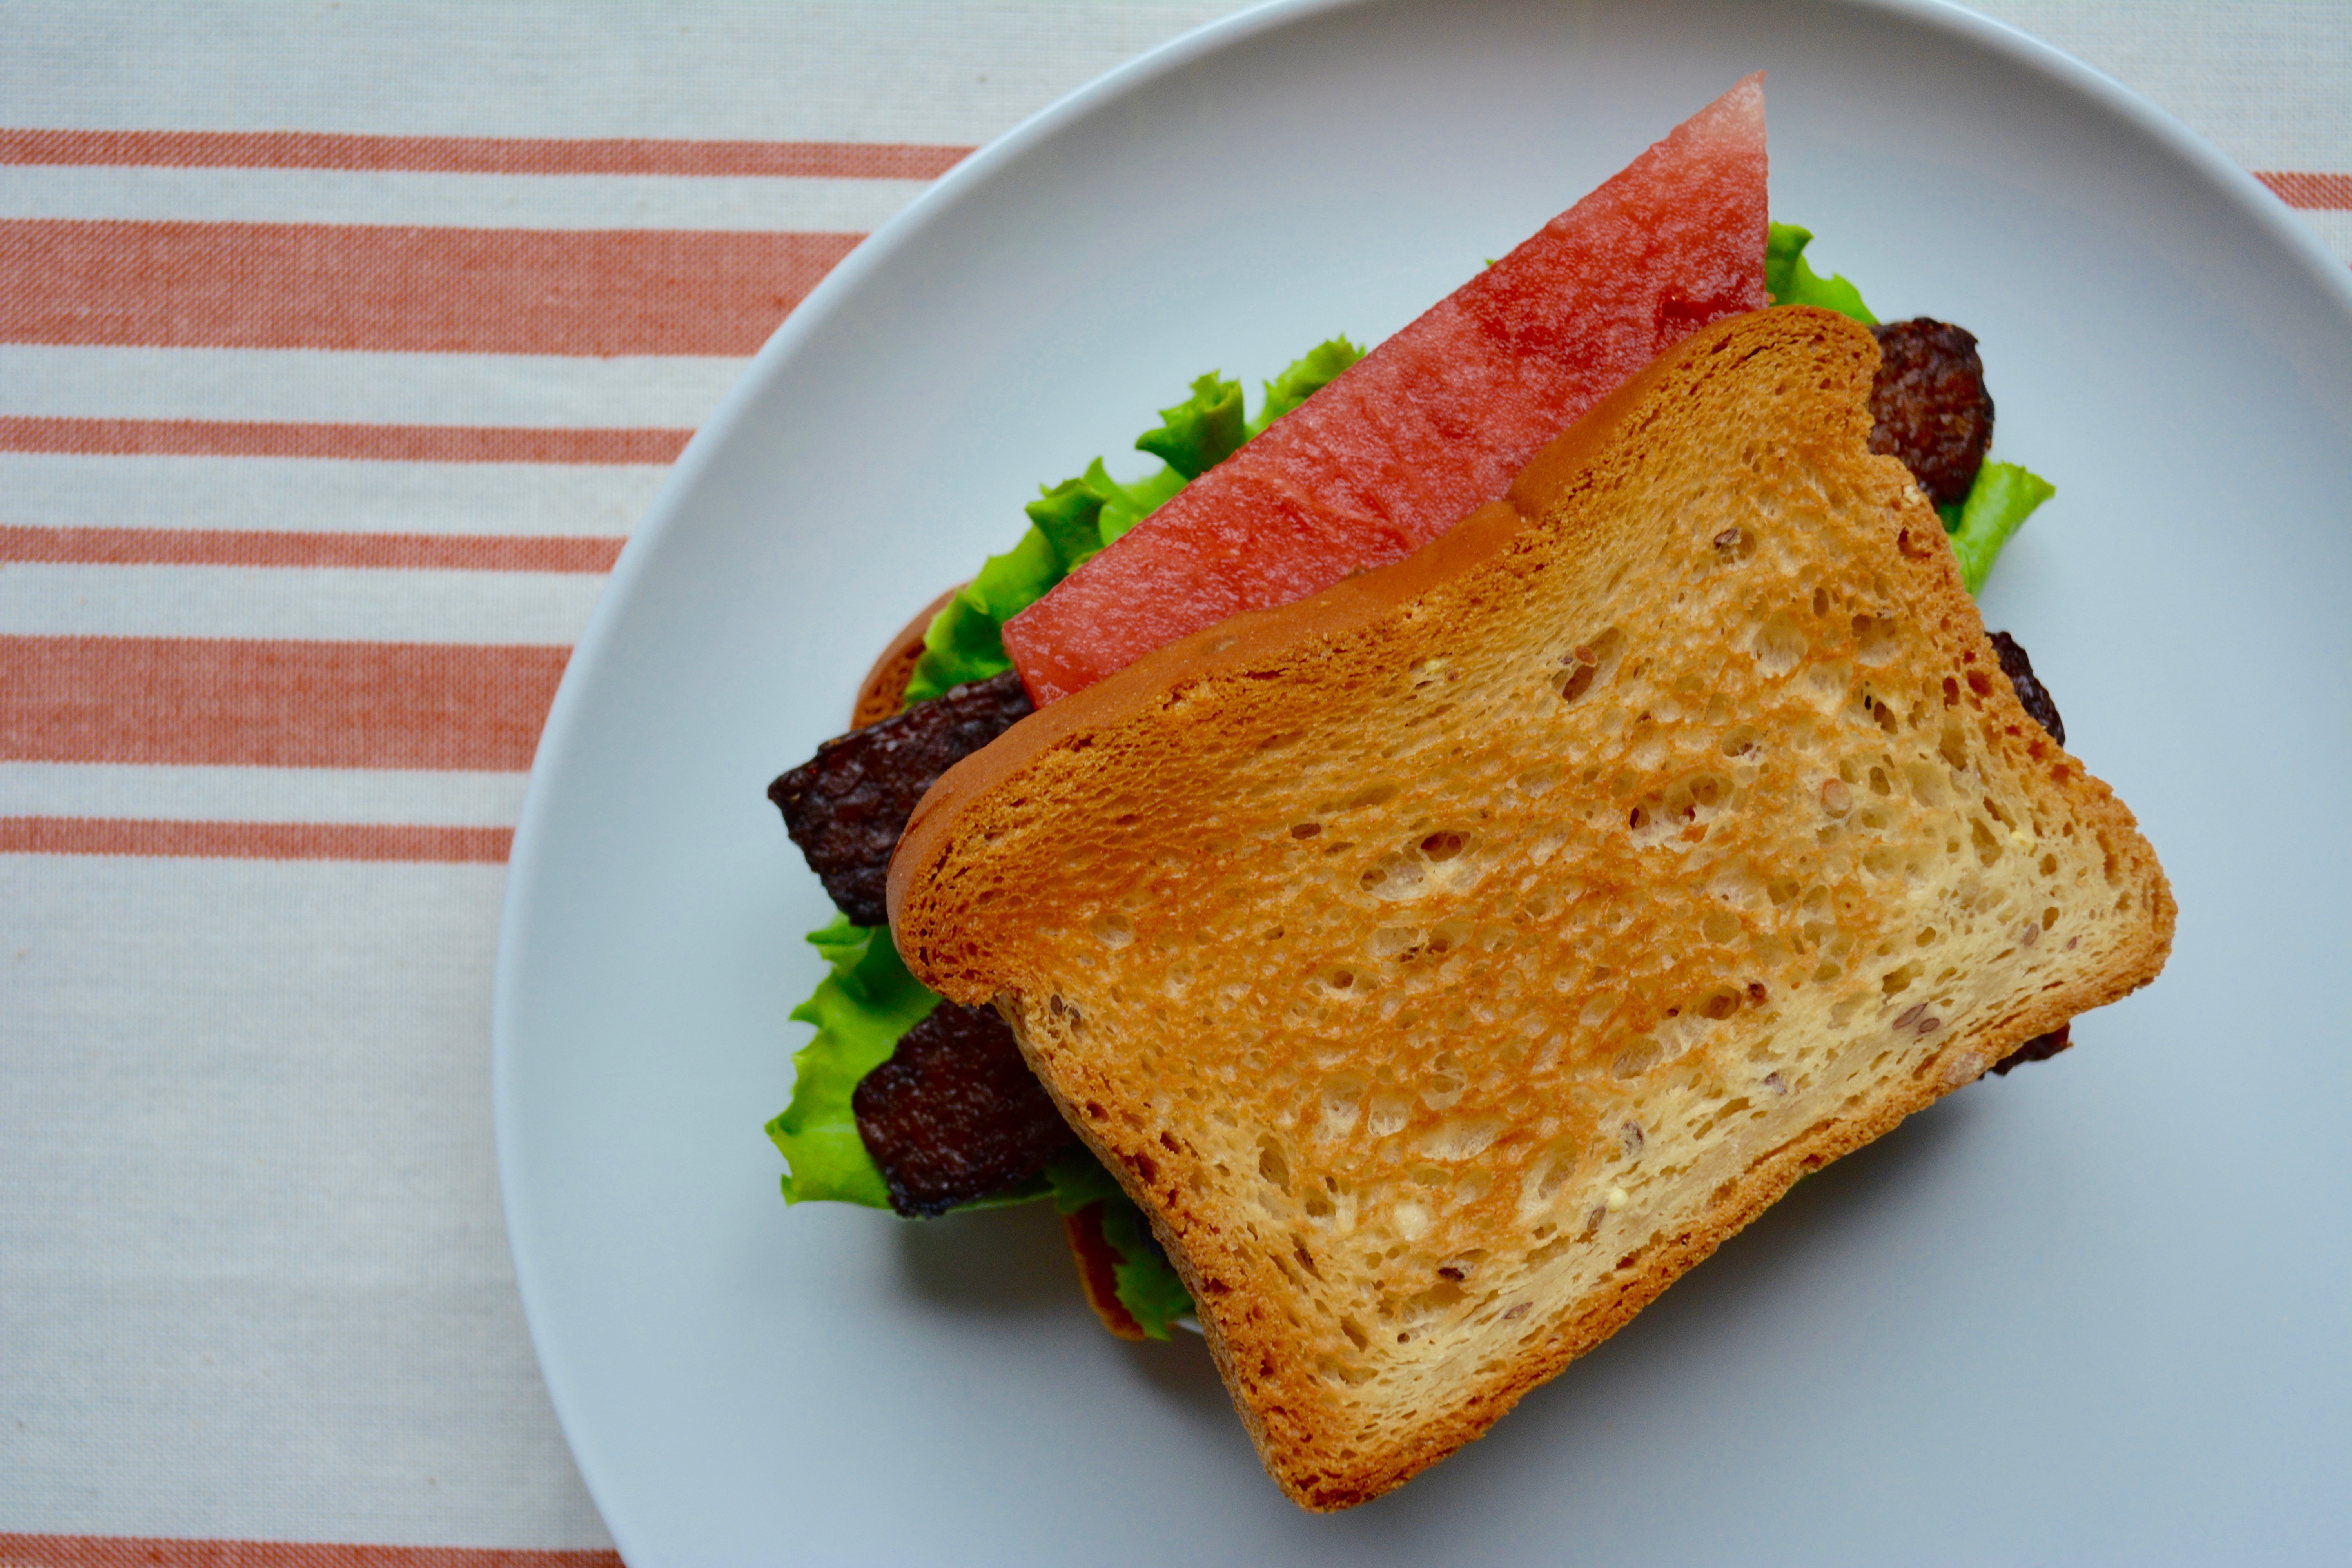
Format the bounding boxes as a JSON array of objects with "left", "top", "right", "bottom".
[{"left": 888, "top": 306, "right": 2173, "bottom": 1510}]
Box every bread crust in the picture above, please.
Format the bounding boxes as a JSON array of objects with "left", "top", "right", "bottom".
[
  {"left": 889, "top": 307, "right": 2174, "bottom": 1508},
  {"left": 850, "top": 584, "right": 961, "bottom": 729}
]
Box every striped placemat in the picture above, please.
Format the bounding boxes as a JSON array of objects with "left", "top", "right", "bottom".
[{"left": 2, "top": 1, "right": 2342, "bottom": 1561}]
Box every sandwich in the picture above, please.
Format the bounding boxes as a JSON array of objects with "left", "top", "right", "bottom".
[
  {"left": 767, "top": 80, "right": 2169, "bottom": 1496},
  {"left": 887, "top": 303, "right": 2171, "bottom": 1506}
]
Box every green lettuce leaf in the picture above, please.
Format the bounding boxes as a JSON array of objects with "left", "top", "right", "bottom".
[
  {"left": 1136, "top": 372, "right": 1248, "bottom": 481},
  {"left": 1045, "top": 1147, "right": 1195, "bottom": 1340},
  {"left": 1082, "top": 456, "right": 1190, "bottom": 550},
  {"left": 1043, "top": 1143, "right": 1127, "bottom": 1213},
  {"left": 1769, "top": 223, "right": 2055, "bottom": 594},
  {"left": 1944, "top": 461, "right": 2056, "bottom": 595},
  {"left": 899, "top": 339, "right": 1361, "bottom": 702},
  {"left": 1766, "top": 221, "right": 1877, "bottom": 325},
  {"left": 768, "top": 916, "right": 1058, "bottom": 1211},
  {"left": 1252, "top": 337, "right": 1362, "bottom": 434},
  {"left": 898, "top": 532, "right": 1051, "bottom": 703},
  {"left": 1101, "top": 1204, "right": 1195, "bottom": 1340},
  {"left": 768, "top": 917, "right": 937, "bottom": 1207}
]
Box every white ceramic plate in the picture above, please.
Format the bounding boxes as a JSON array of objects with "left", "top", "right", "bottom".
[{"left": 494, "top": 1, "right": 2352, "bottom": 1560}]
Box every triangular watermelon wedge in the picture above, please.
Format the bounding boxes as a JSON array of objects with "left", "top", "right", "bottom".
[{"left": 1003, "top": 74, "right": 1768, "bottom": 704}]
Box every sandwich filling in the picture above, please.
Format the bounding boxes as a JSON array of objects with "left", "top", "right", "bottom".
[
  {"left": 767, "top": 232, "right": 2057, "bottom": 1338},
  {"left": 885, "top": 307, "right": 2170, "bottom": 1507},
  {"left": 767, "top": 82, "right": 2058, "bottom": 1349}
]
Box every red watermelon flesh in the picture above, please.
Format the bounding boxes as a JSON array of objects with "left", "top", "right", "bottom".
[{"left": 1002, "top": 74, "right": 1768, "bottom": 705}]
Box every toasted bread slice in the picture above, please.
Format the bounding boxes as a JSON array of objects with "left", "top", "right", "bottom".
[{"left": 889, "top": 307, "right": 2173, "bottom": 1509}]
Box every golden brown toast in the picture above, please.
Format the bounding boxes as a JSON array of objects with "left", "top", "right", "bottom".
[{"left": 889, "top": 307, "right": 2173, "bottom": 1509}]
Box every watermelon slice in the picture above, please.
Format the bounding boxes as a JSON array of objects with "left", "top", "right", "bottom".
[{"left": 1002, "top": 74, "right": 1768, "bottom": 704}]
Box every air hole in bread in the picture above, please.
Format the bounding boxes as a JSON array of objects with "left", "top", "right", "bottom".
[
  {"left": 1752, "top": 612, "right": 1807, "bottom": 676},
  {"left": 1417, "top": 1116, "right": 1504, "bottom": 1163},
  {"left": 1365, "top": 1091, "right": 1412, "bottom": 1138},
  {"left": 1421, "top": 1053, "right": 1468, "bottom": 1111},
  {"left": 1852, "top": 613, "right": 1901, "bottom": 666},
  {"left": 1316, "top": 1074, "right": 1367, "bottom": 1142},
  {"left": 1521, "top": 1139, "right": 1580, "bottom": 1209},
  {"left": 1553, "top": 626, "right": 1626, "bottom": 705},
  {"left": 1610, "top": 1038, "right": 1661, "bottom": 1079},
  {"left": 1514, "top": 762, "right": 1564, "bottom": 797},
  {"left": 1258, "top": 1138, "right": 1291, "bottom": 1193},
  {"left": 1902, "top": 759, "right": 1947, "bottom": 806}
]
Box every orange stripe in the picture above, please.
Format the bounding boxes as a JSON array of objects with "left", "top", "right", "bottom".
[
  {"left": 2254, "top": 170, "right": 2352, "bottom": 209},
  {"left": 0, "top": 417, "right": 690, "bottom": 465},
  {"left": 0, "top": 1534, "right": 618, "bottom": 1567},
  {"left": 0, "top": 526, "right": 624, "bottom": 572},
  {"left": 2, "top": 635, "right": 568, "bottom": 771},
  {"left": 0, "top": 127, "right": 970, "bottom": 181},
  {"left": 0, "top": 220, "right": 860, "bottom": 356},
  {"left": 1, "top": 817, "right": 513, "bottom": 863}
]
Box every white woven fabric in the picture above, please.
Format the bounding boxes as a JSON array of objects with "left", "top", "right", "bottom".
[{"left": 0, "top": 1, "right": 2342, "bottom": 1557}]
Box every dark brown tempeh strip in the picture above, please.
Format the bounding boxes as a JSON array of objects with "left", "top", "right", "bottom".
[
  {"left": 1985, "top": 629, "right": 2069, "bottom": 1072},
  {"left": 1869, "top": 318, "right": 1994, "bottom": 506},
  {"left": 851, "top": 1000, "right": 1078, "bottom": 1216},
  {"left": 770, "top": 670, "right": 1033, "bottom": 927}
]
